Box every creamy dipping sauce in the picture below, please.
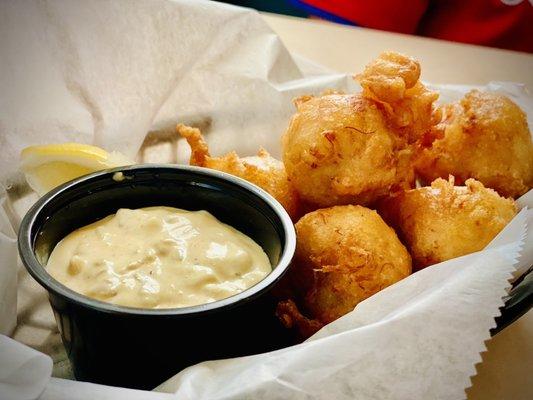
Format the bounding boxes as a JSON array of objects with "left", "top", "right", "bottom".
[{"left": 46, "top": 207, "right": 271, "bottom": 308}]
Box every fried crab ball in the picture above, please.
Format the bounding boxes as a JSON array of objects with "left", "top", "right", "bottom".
[
  {"left": 276, "top": 205, "right": 412, "bottom": 338},
  {"left": 177, "top": 124, "right": 301, "bottom": 220},
  {"left": 356, "top": 51, "right": 440, "bottom": 143},
  {"left": 379, "top": 177, "right": 517, "bottom": 270},
  {"left": 282, "top": 94, "right": 414, "bottom": 208},
  {"left": 415, "top": 90, "right": 533, "bottom": 198},
  {"left": 282, "top": 52, "right": 439, "bottom": 208}
]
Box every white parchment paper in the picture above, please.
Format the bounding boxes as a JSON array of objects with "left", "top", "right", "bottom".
[
  {"left": 0, "top": 1, "right": 531, "bottom": 399},
  {"left": 0, "top": 335, "right": 52, "bottom": 400}
]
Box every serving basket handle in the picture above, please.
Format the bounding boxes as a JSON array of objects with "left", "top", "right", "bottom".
[{"left": 492, "top": 266, "right": 533, "bottom": 335}]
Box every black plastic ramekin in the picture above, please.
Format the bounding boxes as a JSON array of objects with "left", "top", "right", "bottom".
[{"left": 18, "top": 164, "right": 296, "bottom": 389}]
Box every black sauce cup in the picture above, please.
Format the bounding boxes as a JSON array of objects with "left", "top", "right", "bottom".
[{"left": 18, "top": 164, "right": 296, "bottom": 389}]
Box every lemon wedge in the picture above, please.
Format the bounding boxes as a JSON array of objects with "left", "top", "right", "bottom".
[{"left": 21, "top": 143, "right": 134, "bottom": 196}]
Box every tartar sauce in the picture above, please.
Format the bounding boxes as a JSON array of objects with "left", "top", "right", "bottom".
[{"left": 46, "top": 207, "right": 271, "bottom": 308}]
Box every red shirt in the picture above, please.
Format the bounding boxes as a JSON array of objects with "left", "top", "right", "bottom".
[{"left": 292, "top": 0, "right": 533, "bottom": 52}]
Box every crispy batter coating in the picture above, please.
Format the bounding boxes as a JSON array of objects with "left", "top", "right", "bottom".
[
  {"left": 277, "top": 205, "right": 411, "bottom": 334},
  {"left": 178, "top": 124, "right": 301, "bottom": 220},
  {"left": 276, "top": 299, "right": 324, "bottom": 339},
  {"left": 282, "top": 52, "right": 438, "bottom": 208},
  {"left": 356, "top": 51, "right": 440, "bottom": 142},
  {"left": 282, "top": 94, "right": 414, "bottom": 207},
  {"left": 379, "top": 177, "right": 517, "bottom": 270},
  {"left": 415, "top": 90, "right": 533, "bottom": 198}
]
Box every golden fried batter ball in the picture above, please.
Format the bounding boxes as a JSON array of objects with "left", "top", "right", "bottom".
[
  {"left": 379, "top": 177, "right": 517, "bottom": 270},
  {"left": 415, "top": 90, "right": 533, "bottom": 198},
  {"left": 278, "top": 205, "right": 411, "bottom": 331},
  {"left": 177, "top": 124, "right": 301, "bottom": 220},
  {"left": 282, "top": 52, "right": 439, "bottom": 208},
  {"left": 356, "top": 51, "right": 440, "bottom": 142},
  {"left": 282, "top": 94, "right": 414, "bottom": 207}
]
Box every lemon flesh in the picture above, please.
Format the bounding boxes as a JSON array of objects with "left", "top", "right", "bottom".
[{"left": 21, "top": 143, "right": 134, "bottom": 196}]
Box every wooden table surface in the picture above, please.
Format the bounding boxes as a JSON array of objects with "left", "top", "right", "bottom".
[
  {"left": 262, "top": 13, "right": 533, "bottom": 400},
  {"left": 263, "top": 13, "right": 533, "bottom": 87}
]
